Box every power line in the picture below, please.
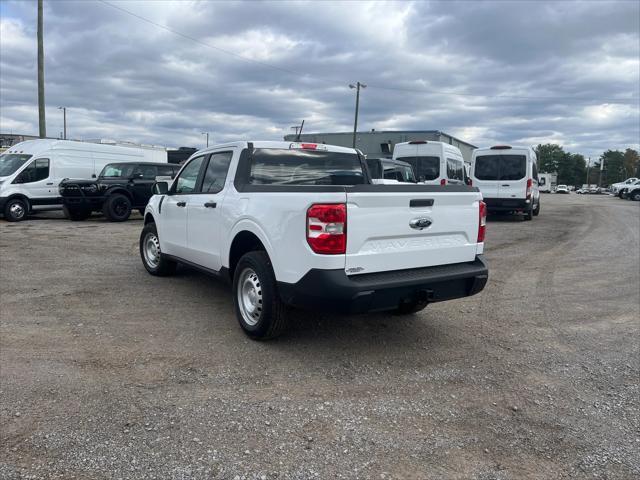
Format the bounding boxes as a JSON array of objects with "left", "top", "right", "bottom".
[{"left": 97, "top": 0, "right": 638, "bottom": 106}]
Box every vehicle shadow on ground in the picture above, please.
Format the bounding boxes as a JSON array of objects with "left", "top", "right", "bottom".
[{"left": 175, "top": 264, "right": 450, "bottom": 354}]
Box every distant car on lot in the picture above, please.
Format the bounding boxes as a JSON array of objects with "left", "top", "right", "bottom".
[
  {"left": 392, "top": 140, "right": 466, "bottom": 185},
  {"left": 59, "top": 162, "right": 179, "bottom": 221},
  {"left": 589, "top": 186, "right": 601, "bottom": 194},
  {"left": 0, "top": 139, "right": 167, "bottom": 222},
  {"left": 611, "top": 177, "right": 639, "bottom": 196},
  {"left": 470, "top": 145, "right": 540, "bottom": 220},
  {"left": 618, "top": 180, "right": 640, "bottom": 199},
  {"left": 555, "top": 184, "right": 569, "bottom": 194},
  {"left": 366, "top": 157, "right": 416, "bottom": 183}
]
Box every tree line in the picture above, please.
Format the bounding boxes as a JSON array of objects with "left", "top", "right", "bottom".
[{"left": 534, "top": 144, "right": 640, "bottom": 186}]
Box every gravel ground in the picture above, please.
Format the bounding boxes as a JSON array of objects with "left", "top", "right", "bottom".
[{"left": 1, "top": 194, "right": 638, "bottom": 480}]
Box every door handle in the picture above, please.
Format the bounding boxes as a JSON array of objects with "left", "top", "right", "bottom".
[
  {"left": 501, "top": 184, "right": 510, "bottom": 187},
  {"left": 46, "top": 182, "right": 54, "bottom": 185},
  {"left": 204, "top": 201, "right": 217, "bottom": 208},
  {"left": 176, "top": 201, "right": 186, "bottom": 207}
]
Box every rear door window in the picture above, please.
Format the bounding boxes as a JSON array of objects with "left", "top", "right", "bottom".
[
  {"left": 134, "top": 164, "right": 158, "bottom": 179},
  {"left": 446, "top": 158, "right": 464, "bottom": 182},
  {"left": 474, "top": 155, "right": 526, "bottom": 181},
  {"left": 397, "top": 156, "right": 439, "bottom": 181},
  {"left": 500, "top": 155, "right": 527, "bottom": 180},
  {"left": 247, "top": 148, "right": 364, "bottom": 185}
]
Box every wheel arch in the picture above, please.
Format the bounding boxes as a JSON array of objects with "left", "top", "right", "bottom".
[
  {"left": 4, "top": 194, "right": 31, "bottom": 211},
  {"left": 227, "top": 226, "right": 274, "bottom": 281}
]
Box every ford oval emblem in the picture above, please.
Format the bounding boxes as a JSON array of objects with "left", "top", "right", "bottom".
[{"left": 409, "top": 217, "right": 432, "bottom": 230}]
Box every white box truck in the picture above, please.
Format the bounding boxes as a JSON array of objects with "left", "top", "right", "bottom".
[{"left": 0, "top": 139, "right": 167, "bottom": 221}]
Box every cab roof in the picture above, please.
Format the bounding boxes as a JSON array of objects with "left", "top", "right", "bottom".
[{"left": 193, "top": 141, "right": 358, "bottom": 157}]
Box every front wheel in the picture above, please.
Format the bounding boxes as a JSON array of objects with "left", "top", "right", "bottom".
[
  {"left": 140, "top": 222, "right": 177, "bottom": 276},
  {"left": 233, "top": 251, "right": 289, "bottom": 340},
  {"left": 631, "top": 191, "right": 640, "bottom": 202},
  {"left": 103, "top": 193, "right": 132, "bottom": 222},
  {"left": 3, "top": 197, "right": 28, "bottom": 222}
]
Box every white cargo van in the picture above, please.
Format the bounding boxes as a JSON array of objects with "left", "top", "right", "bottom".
[
  {"left": 392, "top": 141, "right": 466, "bottom": 185},
  {"left": 471, "top": 145, "right": 540, "bottom": 220},
  {"left": 0, "top": 139, "right": 167, "bottom": 221}
]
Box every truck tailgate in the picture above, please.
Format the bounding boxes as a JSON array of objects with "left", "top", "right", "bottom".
[{"left": 344, "top": 185, "right": 481, "bottom": 275}]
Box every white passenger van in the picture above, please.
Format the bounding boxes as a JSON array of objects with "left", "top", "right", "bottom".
[
  {"left": 471, "top": 145, "right": 540, "bottom": 220},
  {"left": 0, "top": 139, "right": 167, "bottom": 221},
  {"left": 392, "top": 140, "right": 466, "bottom": 185}
]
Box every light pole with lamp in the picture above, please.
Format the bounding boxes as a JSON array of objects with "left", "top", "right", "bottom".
[
  {"left": 201, "top": 132, "right": 209, "bottom": 148},
  {"left": 349, "top": 82, "right": 366, "bottom": 148}
]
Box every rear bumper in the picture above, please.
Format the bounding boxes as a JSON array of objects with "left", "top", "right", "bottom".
[
  {"left": 483, "top": 197, "right": 530, "bottom": 212},
  {"left": 277, "top": 256, "right": 488, "bottom": 314}
]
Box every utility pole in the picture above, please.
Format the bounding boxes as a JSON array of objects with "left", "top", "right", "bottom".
[
  {"left": 585, "top": 157, "right": 591, "bottom": 187},
  {"left": 349, "top": 82, "right": 366, "bottom": 148},
  {"left": 58, "top": 106, "right": 66, "bottom": 139},
  {"left": 598, "top": 157, "right": 604, "bottom": 188},
  {"left": 201, "top": 132, "right": 209, "bottom": 147},
  {"left": 37, "top": 0, "right": 46, "bottom": 138}
]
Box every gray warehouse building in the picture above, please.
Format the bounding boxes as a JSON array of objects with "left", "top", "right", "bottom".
[{"left": 283, "top": 130, "right": 478, "bottom": 163}]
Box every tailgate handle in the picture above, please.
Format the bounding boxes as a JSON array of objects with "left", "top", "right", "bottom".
[{"left": 410, "top": 199, "right": 434, "bottom": 208}]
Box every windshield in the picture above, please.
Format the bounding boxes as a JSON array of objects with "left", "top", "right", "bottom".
[
  {"left": 0, "top": 154, "right": 32, "bottom": 176},
  {"left": 475, "top": 154, "right": 526, "bottom": 181},
  {"left": 248, "top": 148, "right": 365, "bottom": 185},
  {"left": 396, "top": 156, "right": 439, "bottom": 181},
  {"left": 100, "top": 163, "right": 136, "bottom": 178}
]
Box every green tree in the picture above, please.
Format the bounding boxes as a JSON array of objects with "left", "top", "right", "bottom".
[
  {"left": 623, "top": 148, "right": 639, "bottom": 177},
  {"left": 600, "top": 150, "right": 626, "bottom": 185},
  {"left": 535, "top": 143, "right": 565, "bottom": 173}
]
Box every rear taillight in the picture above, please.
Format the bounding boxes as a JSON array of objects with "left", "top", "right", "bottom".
[
  {"left": 307, "top": 203, "right": 347, "bottom": 254},
  {"left": 440, "top": 178, "right": 447, "bottom": 186},
  {"left": 478, "top": 201, "right": 487, "bottom": 243},
  {"left": 526, "top": 178, "right": 533, "bottom": 199}
]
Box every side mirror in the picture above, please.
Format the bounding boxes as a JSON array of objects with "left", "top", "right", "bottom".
[{"left": 153, "top": 181, "right": 169, "bottom": 195}]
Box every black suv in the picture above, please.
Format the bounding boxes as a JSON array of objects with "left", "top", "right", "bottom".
[{"left": 59, "top": 162, "right": 179, "bottom": 221}]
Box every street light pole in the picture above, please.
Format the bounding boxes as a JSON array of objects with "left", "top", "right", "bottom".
[
  {"left": 37, "top": 0, "right": 46, "bottom": 138},
  {"left": 349, "top": 82, "right": 366, "bottom": 148},
  {"left": 201, "top": 132, "right": 209, "bottom": 148},
  {"left": 58, "top": 106, "right": 66, "bottom": 139}
]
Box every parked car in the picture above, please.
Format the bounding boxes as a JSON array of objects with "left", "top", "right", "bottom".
[
  {"left": 366, "top": 157, "right": 416, "bottom": 183},
  {"left": 611, "top": 177, "right": 639, "bottom": 196},
  {"left": 555, "top": 184, "right": 569, "bottom": 194},
  {"left": 589, "top": 186, "right": 601, "bottom": 194},
  {"left": 618, "top": 180, "right": 640, "bottom": 199},
  {"left": 392, "top": 141, "right": 466, "bottom": 185},
  {"left": 0, "top": 139, "right": 167, "bottom": 221},
  {"left": 140, "top": 141, "right": 488, "bottom": 339},
  {"left": 470, "top": 145, "right": 540, "bottom": 220},
  {"left": 59, "top": 162, "right": 179, "bottom": 221}
]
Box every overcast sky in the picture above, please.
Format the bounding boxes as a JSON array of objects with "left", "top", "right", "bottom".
[{"left": 1, "top": 0, "right": 638, "bottom": 157}]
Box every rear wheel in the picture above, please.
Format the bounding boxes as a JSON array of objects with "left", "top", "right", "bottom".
[
  {"left": 103, "top": 193, "right": 131, "bottom": 222},
  {"left": 631, "top": 191, "right": 640, "bottom": 202},
  {"left": 233, "top": 251, "right": 289, "bottom": 340},
  {"left": 63, "top": 205, "right": 91, "bottom": 221},
  {"left": 3, "top": 197, "right": 28, "bottom": 222},
  {"left": 524, "top": 205, "right": 533, "bottom": 221},
  {"left": 139, "top": 222, "right": 177, "bottom": 276},
  {"left": 533, "top": 200, "right": 540, "bottom": 216}
]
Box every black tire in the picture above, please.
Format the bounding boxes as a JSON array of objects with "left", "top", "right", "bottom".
[
  {"left": 63, "top": 205, "right": 91, "bottom": 221},
  {"left": 139, "top": 222, "right": 177, "bottom": 276},
  {"left": 631, "top": 191, "right": 640, "bottom": 202},
  {"left": 232, "top": 250, "right": 289, "bottom": 340},
  {"left": 394, "top": 300, "right": 428, "bottom": 315},
  {"left": 618, "top": 191, "right": 625, "bottom": 198},
  {"left": 3, "top": 197, "right": 28, "bottom": 222},
  {"left": 103, "top": 193, "right": 131, "bottom": 222},
  {"left": 533, "top": 200, "right": 540, "bottom": 216}
]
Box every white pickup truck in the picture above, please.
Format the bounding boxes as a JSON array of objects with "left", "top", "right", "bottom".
[{"left": 140, "top": 141, "right": 488, "bottom": 339}]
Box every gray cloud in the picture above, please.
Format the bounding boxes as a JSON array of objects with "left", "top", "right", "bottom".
[{"left": 0, "top": 0, "right": 638, "bottom": 157}]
